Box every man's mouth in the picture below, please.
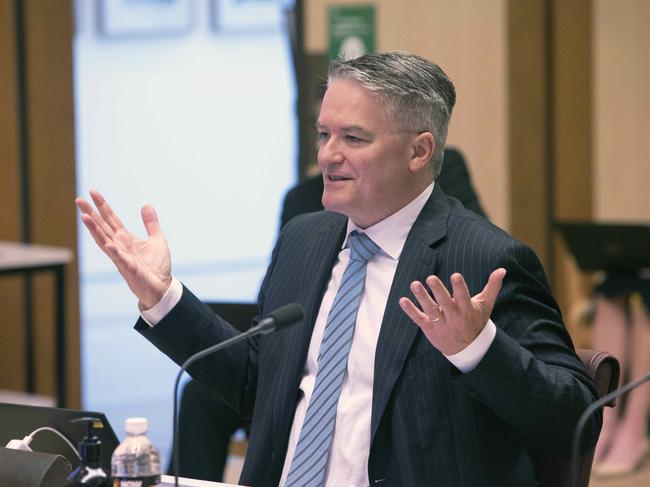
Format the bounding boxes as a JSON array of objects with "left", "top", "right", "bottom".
[{"left": 327, "top": 175, "right": 352, "bottom": 181}]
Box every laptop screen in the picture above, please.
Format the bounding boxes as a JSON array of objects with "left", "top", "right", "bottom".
[{"left": 0, "top": 402, "right": 120, "bottom": 472}]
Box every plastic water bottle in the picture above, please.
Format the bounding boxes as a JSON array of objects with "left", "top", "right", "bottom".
[{"left": 111, "top": 417, "right": 161, "bottom": 487}]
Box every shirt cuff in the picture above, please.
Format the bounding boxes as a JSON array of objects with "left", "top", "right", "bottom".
[
  {"left": 443, "top": 319, "right": 497, "bottom": 373},
  {"left": 140, "top": 277, "right": 183, "bottom": 327}
]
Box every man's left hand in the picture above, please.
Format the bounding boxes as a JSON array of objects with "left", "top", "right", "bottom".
[{"left": 399, "top": 268, "right": 506, "bottom": 355}]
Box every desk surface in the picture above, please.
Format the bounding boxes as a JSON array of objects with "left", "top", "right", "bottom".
[
  {"left": 0, "top": 241, "right": 73, "bottom": 270},
  {"left": 160, "top": 474, "right": 244, "bottom": 487}
]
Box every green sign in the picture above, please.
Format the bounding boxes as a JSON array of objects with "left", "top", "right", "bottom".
[{"left": 328, "top": 5, "right": 376, "bottom": 60}]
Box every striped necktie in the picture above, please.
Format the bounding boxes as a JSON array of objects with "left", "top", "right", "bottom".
[{"left": 285, "top": 230, "right": 380, "bottom": 487}]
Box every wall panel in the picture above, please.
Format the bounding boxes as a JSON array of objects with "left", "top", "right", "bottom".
[
  {"left": 0, "top": 0, "right": 26, "bottom": 391},
  {"left": 24, "top": 0, "right": 79, "bottom": 404},
  {"left": 0, "top": 0, "right": 80, "bottom": 407},
  {"left": 551, "top": 0, "right": 593, "bottom": 343},
  {"left": 507, "top": 0, "right": 549, "bottom": 266},
  {"left": 593, "top": 0, "right": 650, "bottom": 221}
]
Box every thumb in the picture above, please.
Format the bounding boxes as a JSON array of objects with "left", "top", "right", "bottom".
[
  {"left": 481, "top": 268, "right": 507, "bottom": 308},
  {"left": 141, "top": 205, "right": 163, "bottom": 238}
]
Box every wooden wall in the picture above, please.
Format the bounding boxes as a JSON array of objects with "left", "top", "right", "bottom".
[
  {"left": 0, "top": 0, "right": 80, "bottom": 407},
  {"left": 593, "top": 0, "right": 650, "bottom": 222},
  {"left": 0, "top": 0, "right": 24, "bottom": 392}
]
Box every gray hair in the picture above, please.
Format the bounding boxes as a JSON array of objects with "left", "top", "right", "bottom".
[{"left": 327, "top": 51, "right": 456, "bottom": 178}]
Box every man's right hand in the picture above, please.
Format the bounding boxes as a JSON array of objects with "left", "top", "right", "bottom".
[{"left": 75, "top": 190, "right": 172, "bottom": 309}]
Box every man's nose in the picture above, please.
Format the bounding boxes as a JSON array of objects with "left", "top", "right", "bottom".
[{"left": 318, "top": 137, "right": 344, "bottom": 165}]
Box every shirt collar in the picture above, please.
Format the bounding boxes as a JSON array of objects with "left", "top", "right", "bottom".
[{"left": 342, "top": 182, "right": 435, "bottom": 260}]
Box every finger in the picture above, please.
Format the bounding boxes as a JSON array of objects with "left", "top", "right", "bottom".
[
  {"left": 75, "top": 196, "right": 93, "bottom": 215},
  {"left": 80, "top": 214, "right": 111, "bottom": 250},
  {"left": 479, "top": 268, "right": 507, "bottom": 308},
  {"left": 410, "top": 280, "right": 441, "bottom": 318},
  {"left": 450, "top": 273, "right": 472, "bottom": 309},
  {"left": 89, "top": 189, "right": 125, "bottom": 233},
  {"left": 425, "top": 275, "right": 453, "bottom": 310},
  {"left": 76, "top": 197, "right": 115, "bottom": 240},
  {"left": 399, "top": 297, "right": 430, "bottom": 329},
  {"left": 141, "top": 205, "right": 163, "bottom": 238}
]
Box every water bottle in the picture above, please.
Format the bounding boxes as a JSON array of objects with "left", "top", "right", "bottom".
[{"left": 111, "top": 417, "right": 161, "bottom": 487}]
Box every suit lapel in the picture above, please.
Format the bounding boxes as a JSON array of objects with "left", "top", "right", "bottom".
[
  {"left": 271, "top": 214, "right": 347, "bottom": 455},
  {"left": 288, "top": 216, "right": 348, "bottom": 378},
  {"left": 370, "top": 185, "right": 451, "bottom": 440}
]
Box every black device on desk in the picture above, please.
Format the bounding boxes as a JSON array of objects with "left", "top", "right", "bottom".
[
  {"left": 0, "top": 447, "right": 72, "bottom": 487},
  {"left": 555, "top": 221, "right": 650, "bottom": 272},
  {"left": 0, "top": 402, "right": 120, "bottom": 473}
]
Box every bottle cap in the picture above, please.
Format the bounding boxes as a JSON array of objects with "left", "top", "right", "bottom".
[{"left": 125, "top": 417, "right": 148, "bottom": 435}]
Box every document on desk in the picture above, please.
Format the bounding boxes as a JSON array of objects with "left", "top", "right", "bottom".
[{"left": 160, "top": 474, "right": 247, "bottom": 487}]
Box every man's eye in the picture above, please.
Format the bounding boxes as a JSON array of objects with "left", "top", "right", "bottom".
[
  {"left": 345, "top": 135, "right": 363, "bottom": 143},
  {"left": 317, "top": 131, "right": 330, "bottom": 141}
]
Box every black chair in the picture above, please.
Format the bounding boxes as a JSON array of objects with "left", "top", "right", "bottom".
[
  {"left": 204, "top": 302, "right": 258, "bottom": 333},
  {"left": 530, "top": 349, "right": 621, "bottom": 487}
]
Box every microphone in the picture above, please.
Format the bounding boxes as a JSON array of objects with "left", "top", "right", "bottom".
[
  {"left": 570, "top": 371, "right": 650, "bottom": 487},
  {"left": 172, "top": 303, "right": 304, "bottom": 487},
  {"left": 250, "top": 302, "right": 305, "bottom": 335}
]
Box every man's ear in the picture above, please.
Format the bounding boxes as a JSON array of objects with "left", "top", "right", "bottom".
[{"left": 409, "top": 132, "right": 435, "bottom": 173}]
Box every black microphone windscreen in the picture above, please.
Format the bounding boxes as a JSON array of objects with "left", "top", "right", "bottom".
[{"left": 267, "top": 303, "right": 304, "bottom": 330}]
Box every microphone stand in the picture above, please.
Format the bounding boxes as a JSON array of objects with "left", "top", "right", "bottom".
[
  {"left": 570, "top": 371, "right": 650, "bottom": 487},
  {"left": 172, "top": 304, "right": 303, "bottom": 487}
]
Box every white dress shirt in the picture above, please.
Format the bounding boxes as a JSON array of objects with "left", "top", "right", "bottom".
[{"left": 142, "top": 182, "right": 497, "bottom": 487}]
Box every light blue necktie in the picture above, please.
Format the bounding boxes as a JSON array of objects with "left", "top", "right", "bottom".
[{"left": 285, "top": 231, "right": 381, "bottom": 487}]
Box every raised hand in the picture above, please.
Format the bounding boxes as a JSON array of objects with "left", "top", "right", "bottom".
[
  {"left": 75, "top": 190, "right": 172, "bottom": 309},
  {"left": 399, "top": 268, "right": 506, "bottom": 355}
]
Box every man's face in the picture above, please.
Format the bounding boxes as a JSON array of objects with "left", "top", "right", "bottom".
[{"left": 317, "top": 79, "right": 424, "bottom": 228}]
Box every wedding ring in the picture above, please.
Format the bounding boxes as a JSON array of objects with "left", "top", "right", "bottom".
[{"left": 431, "top": 305, "right": 443, "bottom": 323}]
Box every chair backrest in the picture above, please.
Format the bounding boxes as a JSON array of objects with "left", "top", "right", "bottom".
[
  {"left": 530, "top": 348, "right": 620, "bottom": 487},
  {"left": 575, "top": 349, "right": 621, "bottom": 407},
  {"left": 204, "top": 302, "right": 259, "bottom": 333}
]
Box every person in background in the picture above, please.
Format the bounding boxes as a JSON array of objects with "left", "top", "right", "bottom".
[
  {"left": 76, "top": 51, "right": 600, "bottom": 486},
  {"left": 591, "top": 273, "right": 650, "bottom": 477}
]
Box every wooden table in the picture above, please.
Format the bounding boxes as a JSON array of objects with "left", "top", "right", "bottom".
[{"left": 0, "top": 241, "right": 73, "bottom": 407}]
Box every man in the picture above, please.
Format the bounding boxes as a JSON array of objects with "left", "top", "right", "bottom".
[
  {"left": 77, "top": 51, "right": 600, "bottom": 486},
  {"left": 174, "top": 146, "right": 486, "bottom": 482}
]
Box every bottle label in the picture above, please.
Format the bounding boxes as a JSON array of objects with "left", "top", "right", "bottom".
[{"left": 112, "top": 476, "right": 160, "bottom": 487}]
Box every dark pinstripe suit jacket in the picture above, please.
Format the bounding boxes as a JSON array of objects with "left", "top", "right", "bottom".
[{"left": 137, "top": 184, "right": 600, "bottom": 486}]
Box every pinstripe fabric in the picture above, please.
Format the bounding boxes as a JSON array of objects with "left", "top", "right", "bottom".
[
  {"left": 285, "top": 231, "right": 380, "bottom": 486},
  {"left": 136, "top": 185, "right": 601, "bottom": 486}
]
